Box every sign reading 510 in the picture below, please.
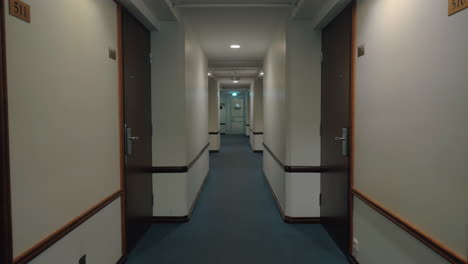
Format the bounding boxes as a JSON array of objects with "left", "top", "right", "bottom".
[
  {"left": 9, "top": 0, "right": 31, "bottom": 23},
  {"left": 449, "top": 0, "right": 467, "bottom": 15}
]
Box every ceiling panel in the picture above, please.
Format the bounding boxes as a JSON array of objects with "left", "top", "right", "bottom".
[
  {"left": 173, "top": 0, "right": 295, "bottom": 5},
  {"left": 180, "top": 7, "right": 290, "bottom": 61}
]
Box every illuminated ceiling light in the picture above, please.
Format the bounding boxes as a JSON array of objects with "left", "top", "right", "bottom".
[
  {"left": 230, "top": 44, "right": 241, "bottom": 49},
  {"left": 208, "top": 72, "right": 212, "bottom": 76},
  {"left": 260, "top": 72, "right": 264, "bottom": 76},
  {"left": 232, "top": 92, "right": 238, "bottom": 97},
  {"left": 233, "top": 80, "right": 239, "bottom": 83}
]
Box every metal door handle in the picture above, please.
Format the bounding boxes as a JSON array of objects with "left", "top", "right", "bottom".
[
  {"left": 125, "top": 126, "right": 139, "bottom": 156},
  {"left": 336, "top": 128, "right": 349, "bottom": 157}
]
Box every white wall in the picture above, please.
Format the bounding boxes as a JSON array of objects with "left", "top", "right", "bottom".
[
  {"left": 353, "top": 197, "right": 450, "bottom": 264},
  {"left": 151, "top": 22, "right": 187, "bottom": 167},
  {"left": 185, "top": 26, "right": 209, "bottom": 161},
  {"left": 263, "top": 20, "right": 322, "bottom": 218},
  {"left": 354, "top": 0, "right": 468, "bottom": 262},
  {"left": 29, "top": 199, "right": 122, "bottom": 264},
  {"left": 285, "top": 21, "right": 321, "bottom": 166},
  {"left": 250, "top": 78, "right": 264, "bottom": 151},
  {"left": 5, "top": 0, "right": 121, "bottom": 261},
  {"left": 151, "top": 22, "right": 209, "bottom": 217},
  {"left": 251, "top": 79, "right": 264, "bottom": 133},
  {"left": 263, "top": 23, "right": 287, "bottom": 162},
  {"left": 208, "top": 78, "right": 220, "bottom": 150}
]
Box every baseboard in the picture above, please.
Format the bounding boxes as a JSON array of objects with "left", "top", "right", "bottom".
[
  {"left": 253, "top": 150, "right": 263, "bottom": 153},
  {"left": 152, "top": 171, "right": 210, "bottom": 223},
  {"left": 209, "top": 150, "right": 219, "bottom": 153},
  {"left": 284, "top": 216, "right": 321, "bottom": 223},
  {"left": 116, "top": 255, "right": 127, "bottom": 264},
  {"left": 262, "top": 171, "right": 320, "bottom": 224},
  {"left": 151, "top": 216, "right": 189, "bottom": 223}
]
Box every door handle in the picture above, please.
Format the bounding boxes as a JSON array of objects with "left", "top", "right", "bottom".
[
  {"left": 335, "top": 128, "right": 348, "bottom": 157},
  {"left": 125, "top": 126, "right": 139, "bottom": 156}
]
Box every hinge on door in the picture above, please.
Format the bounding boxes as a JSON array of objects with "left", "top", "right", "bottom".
[
  {"left": 152, "top": 193, "right": 154, "bottom": 207},
  {"left": 319, "top": 193, "right": 323, "bottom": 207},
  {"left": 320, "top": 122, "right": 322, "bottom": 137},
  {"left": 149, "top": 52, "right": 152, "bottom": 64},
  {"left": 320, "top": 52, "right": 323, "bottom": 63}
]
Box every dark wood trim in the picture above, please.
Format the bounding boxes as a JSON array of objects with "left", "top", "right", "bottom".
[
  {"left": 249, "top": 128, "right": 263, "bottom": 135},
  {"left": 284, "top": 166, "right": 324, "bottom": 173},
  {"left": 348, "top": 0, "right": 357, "bottom": 257},
  {"left": 116, "top": 3, "right": 127, "bottom": 256},
  {"left": 151, "top": 143, "right": 209, "bottom": 173},
  {"left": 353, "top": 189, "right": 466, "bottom": 264},
  {"left": 187, "top": 143, "right": 209, "bottom": 169},
  {"left": 220, "top": 123, "right": 226, "bottom": 125},
  {"left": 152, "top": 216, "right": 189, "bottom": 223},
  {"left": 284, "top": 216, "right": 321, "bottom": 224},
  {"left": 263, "top": 171, "right": 321, "bottom": 224},
  {"left": 245, "top": 124, "right": 250, "bottom": 126},
  {"left": 14, "top": 191, "right": 123, "bottom": 264},
  {"left": 262, "top": 143, "right": 285, "bottom": 167},
  {"left": 253, "top": 150, "right": 263, "bottom": 153},
  {"left": 0, "top": 0, "right": 13, "bottom": 262},
  {"left": 263, "top": 143, "right": 326, "bottom": 173},
  {"left": 208, "top": 131, "right": 220, "bottom": 135},
  {"left": 116, "top": 255, "right": 127, "bottom": 264},
  {"left": 152, "top": 166, "right": 188, "bottom": 173},
  {"left": 152, "top": 171, "right": 210, "bottom": 223},
  {"left": 209, "top": 150, "right": 219, "bottom": 153}
]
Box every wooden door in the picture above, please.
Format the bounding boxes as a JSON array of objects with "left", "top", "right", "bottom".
[
  {"left": 320, "top": 4, "right": 352, "bottom": 254},
  {"left": 122, "top": 9, "right": 153, "bottom": 253}
]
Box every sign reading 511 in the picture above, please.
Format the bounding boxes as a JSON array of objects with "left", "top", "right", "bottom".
[
  {"left": 9, "top": 0, "right": 30, "bottom": 23},
  {"left": 449, "top": 0, "right": 467, "bottom": 15}
]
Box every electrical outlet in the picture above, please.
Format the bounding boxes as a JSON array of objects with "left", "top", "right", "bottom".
[
  {"left": 352, "top": 238, "right": 359, "bottom": 256},
  {"left": 79, "top": 254, "right": 86, "bottom": 264}
]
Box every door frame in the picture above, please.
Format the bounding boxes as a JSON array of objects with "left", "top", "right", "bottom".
[
  {"left": 348, "top": 0, "right": 357, "bottom": 259},
  {"left": 116, "top": 3, "right": 128, "bottom": 256},
  {"left": 0, "top": 0, "right": 14, "bottom": 262}
]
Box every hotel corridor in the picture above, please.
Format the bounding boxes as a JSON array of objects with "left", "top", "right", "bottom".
[{"left": 126, "top": 135, "right": 347, "bottom": 264}]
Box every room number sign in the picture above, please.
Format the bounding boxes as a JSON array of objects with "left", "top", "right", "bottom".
[
  {"left": 448, "top": 0, "right": 467, "bottom": 15},
  {"left": 9, "top": 0, "right": 30, "bottom": 23}
]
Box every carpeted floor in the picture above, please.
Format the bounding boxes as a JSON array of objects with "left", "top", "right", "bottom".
[{"left": 126, "top": 135, "right": 348, "bottom": 264}]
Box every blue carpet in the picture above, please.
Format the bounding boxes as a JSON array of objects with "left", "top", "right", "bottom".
[{"left": 126, "top": 135, "right": 348, "bottom": 264}]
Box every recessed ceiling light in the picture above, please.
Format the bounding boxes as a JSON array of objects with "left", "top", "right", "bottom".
[
  {"left": 232, "top": 92, "right": 238, "bottom": 97},
  {"left": 233, "top": 80, "right": 239, "bottom": 83},
  {"left": 230, "top": 44, "right": 241, "bottom": 49},
  {"left": 260, "top": 72, "right": 264, "bottom": 76},
  {"left": 208, "top": 72, "right": 212, "bottom": 76}
]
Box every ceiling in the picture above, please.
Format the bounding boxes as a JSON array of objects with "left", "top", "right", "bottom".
[
  {"left": 146, "top": 0, "right": 331, "bottom": 84},
  {"left": 180, "top": 7, "right": 291, "bottom": 62}
]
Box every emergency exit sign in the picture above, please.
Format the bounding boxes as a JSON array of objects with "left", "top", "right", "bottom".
[
  {"left": 448, "top": 0, "right": 467, "bottom": 15},
  {"left": 9, "top": 0, "right": 30, "bottom": 23}
]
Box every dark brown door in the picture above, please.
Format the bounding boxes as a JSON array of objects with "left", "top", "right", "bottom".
[
  {"left": 122, "top": 9, "right": 152, "bottom": 253},
  {"left": 320, "top": 5, "right": 352, "bottom": 254}
]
